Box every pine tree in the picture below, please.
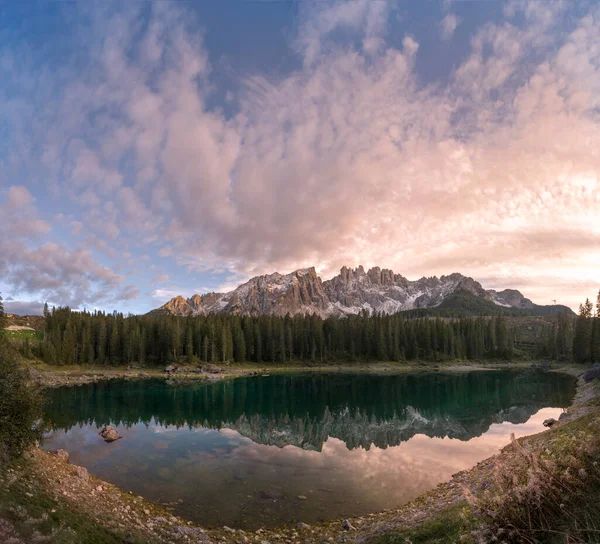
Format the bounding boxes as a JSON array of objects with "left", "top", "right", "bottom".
[
  {"left": 97, "top": 319, "right": 107, "bottom": 364},
  {"left": 109, "top": 321, "right": 120, "bottom": 364},
  {"left": 574, "top": 303, "right": 592, "bottom": 363},
  {"left": 0, "top": 293, "right": 5, "bottom": 330},
  {"left": 185, "top": 326, "right": 194, "bottom": 359}
]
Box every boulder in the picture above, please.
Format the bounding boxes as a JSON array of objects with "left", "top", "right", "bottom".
[
  {"left": 174, "top": 526, "right": 210, "bottom": 542},
  {"left": 543, "top": 418, "right": 557, "bottom": 428},
  {"left": 583, "top": 366, "right": 600, "bottom": 383},
  {"left": 75, "top": 466, "right": 89, "bottom": 480},
  {"left": 164, "top": 365, "right": 178, "bottom": 374},
  {"left": 55, "top": 449, "right": 70, "bottom": 462},
  {"left": 99, "top": 425, "right": 122, "bottom": 442},
  {"left": 201, "top": 364, "right": 222, "bottom": 374}
]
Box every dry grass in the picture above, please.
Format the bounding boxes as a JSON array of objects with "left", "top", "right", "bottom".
[{"left": 465, "top": 417, "right": 600, "bottom": 544}]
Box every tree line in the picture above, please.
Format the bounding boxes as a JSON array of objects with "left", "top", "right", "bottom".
[
  {"left": 19, "top": 305, "right": 526, "bottom": 366},
  {"left": 573, "top": 290, "right": 600, "bottom": 364}
]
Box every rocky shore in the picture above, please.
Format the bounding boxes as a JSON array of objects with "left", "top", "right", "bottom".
[
  {"left": 27, "top": 364, "right": 262, "bottom": 389},
  {"left": 27, "top": 359, "right": 534, "bottom": 389}
]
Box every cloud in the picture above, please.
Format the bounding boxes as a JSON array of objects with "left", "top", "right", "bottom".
[
  {"left": 1, "top": 1, "right": 600, "bottom": 311},
  {"left": 113, "top": 284, "right": 140, "bottom": 302},
  {"left": 6, "top": 185, "right": 34, "bottom": 209},
  {"left": 295, "top": 0, "right": 390, "bottom": 65},
  {"left": 2, "top": 300, "right": 45, "bottom": 316},
  {"left": 0, "top": 195, "right": 124, "bottom": 308},
  {"left": 440, "top": 14, "right": 459, "bottom": 40},
  {"left": 150, "top": 289, "right": 182, "bottom": 302}
]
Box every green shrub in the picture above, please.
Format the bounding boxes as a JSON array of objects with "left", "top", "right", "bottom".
[{"left": 0, "top": 342, "right": 42, "bottom": 463}]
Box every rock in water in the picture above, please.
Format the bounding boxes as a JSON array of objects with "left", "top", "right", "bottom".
[
  {"left": 258, "top": 487, "right": 285, "bottom": 500},
  {"left": 543, "top": 418, "right": 557, "bottom": 428},
  {"left": 99, "top": 425, "right": 122, "bottom": 442}
]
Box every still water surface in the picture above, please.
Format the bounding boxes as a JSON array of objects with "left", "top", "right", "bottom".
[{"left": 43, "top": 371, "right": 575, "bottom": 528}]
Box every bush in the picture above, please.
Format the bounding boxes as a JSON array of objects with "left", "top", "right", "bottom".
[{"left": 0, "top": 342, "right": 42, "bottom": 464}]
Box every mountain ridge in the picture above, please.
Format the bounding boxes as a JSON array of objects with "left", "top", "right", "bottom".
[{"left": 157, "top": 266, "right": 572, "bottom": 317}]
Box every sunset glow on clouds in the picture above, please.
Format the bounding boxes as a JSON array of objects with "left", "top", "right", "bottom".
[{"left": 1, "top": 1, "right": 599, "bottom": 314}]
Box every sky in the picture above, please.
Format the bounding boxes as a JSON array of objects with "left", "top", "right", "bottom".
[{"left": 0, "top": 0, "right": 599, "bottom": 316}]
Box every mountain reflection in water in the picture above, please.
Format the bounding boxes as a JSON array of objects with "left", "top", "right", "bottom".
[
  {"left": 45, "top": 371, "right": 574, "bottom": 450},
  {"left": 42, "top": 371, "right": 575, "bottom": 528}
]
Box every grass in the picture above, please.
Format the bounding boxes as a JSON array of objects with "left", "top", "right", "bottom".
[
  {"left": 1, "top": 329, "right": 43, "bottom": 341},
  {"left": 465, "top": 384, "right": 600, "bottom": 544},
  {"left": 370, "top": 504, "right": 472, "bottom": 544},
  {"left": 0, "top": 457, "right": 149, "bottom": 544}
]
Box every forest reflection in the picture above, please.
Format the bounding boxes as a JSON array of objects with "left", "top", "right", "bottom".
[{"left": 44, "top": 371, "right": 574, "bottom": 451}]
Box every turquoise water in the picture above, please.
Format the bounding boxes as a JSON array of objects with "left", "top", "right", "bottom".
[{"left": 43, "top": 371, "right": 575, "bottom": 529}]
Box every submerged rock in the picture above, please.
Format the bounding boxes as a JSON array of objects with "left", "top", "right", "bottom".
[
  {"left": 99, "top": 425, "right": 122, "bottom": 442},
  {"left": 258, "top": 487, "right": 285, "bottom": 500}
]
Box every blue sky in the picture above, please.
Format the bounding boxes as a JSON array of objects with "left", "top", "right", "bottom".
[{"left": 1, "top": 0, "right": 599, "bottom": 315}]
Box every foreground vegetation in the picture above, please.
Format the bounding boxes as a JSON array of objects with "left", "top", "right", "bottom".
[{"left": 0, "top": 296, "right": 42, "bottom": 463}]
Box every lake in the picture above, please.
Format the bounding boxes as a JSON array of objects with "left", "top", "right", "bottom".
[{"left": 42, "top": 371, "right": 575, "bottom": 529}]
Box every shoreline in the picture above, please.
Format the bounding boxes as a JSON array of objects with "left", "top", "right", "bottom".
[
  {"left": 5, "top": 361, "right": 595, "bottom": 543},
  {"left": 25, "top": 358, "right": 540, "bottom": 389}
]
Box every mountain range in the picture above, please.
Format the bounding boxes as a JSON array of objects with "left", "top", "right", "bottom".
[{"left": 157, "top": 266, "right": 571, "bottom": 317}]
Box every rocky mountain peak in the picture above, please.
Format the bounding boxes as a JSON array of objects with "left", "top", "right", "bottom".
[{"left": 157, "top": 265, "right": 547, "bottom": 317}]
